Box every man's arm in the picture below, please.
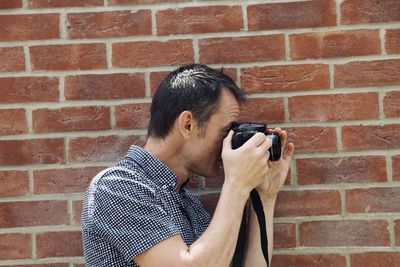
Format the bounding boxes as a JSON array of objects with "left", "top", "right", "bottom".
[
  {"left": 136, "top": 131, "right": 271, "bottom": 267},
  {"left": 243, "top": 129, "right": 295, "bottom": 267}
]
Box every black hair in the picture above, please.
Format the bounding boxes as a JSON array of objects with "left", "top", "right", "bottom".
[{"left": 147, "top": 64, "right": 246, "bottom": 138}]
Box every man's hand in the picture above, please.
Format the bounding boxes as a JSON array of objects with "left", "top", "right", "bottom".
[
  {"left": 256, "top": 128, "right": 295, "bottom": 200},
  {"left": 221, "top": 130, "right": 272, "bottom": 197}
]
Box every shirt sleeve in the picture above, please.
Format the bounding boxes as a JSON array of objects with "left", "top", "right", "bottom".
[{"left": 91, "top": 168, "right": 180, "bottom": 263}]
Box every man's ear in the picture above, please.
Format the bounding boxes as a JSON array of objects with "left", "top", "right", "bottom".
[{"left": 177, "top": 111, "right": 195, "bottom": 139}]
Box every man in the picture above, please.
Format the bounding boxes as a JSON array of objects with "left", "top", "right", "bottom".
[{"left": 81, "top": 64, "right": 294, "bottom": 266}]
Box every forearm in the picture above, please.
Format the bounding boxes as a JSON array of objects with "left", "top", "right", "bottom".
[
  {"left": 243, "top": 194, "right": 276, "bottom": 267},
  {"left": 186, "top": 183, "right": 248, "bottom": 267}
]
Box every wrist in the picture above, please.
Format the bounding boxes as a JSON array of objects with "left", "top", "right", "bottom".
[
  {"left": 222, "top": 180, "right": 250, "bottom": 202},
  {"left": 257, "top": 190, "right": 277, "bottom": 206}
]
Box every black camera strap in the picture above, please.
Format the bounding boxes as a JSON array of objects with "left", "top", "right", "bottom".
[{"left": 232, "top": 189, "right": 269, "bottom": 267}]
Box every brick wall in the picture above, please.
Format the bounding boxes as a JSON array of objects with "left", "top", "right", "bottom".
[{"left": 0, "top": 0, "right": 399, "bottom": 266}]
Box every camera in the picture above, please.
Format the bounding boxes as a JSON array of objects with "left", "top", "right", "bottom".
[{"left": 231, "top": 122, "right": 281, "bottom": 161}]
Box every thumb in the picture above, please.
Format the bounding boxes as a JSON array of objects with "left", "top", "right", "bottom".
[{"left": 222, "top": 130, "right": 234, "bottom": 151}]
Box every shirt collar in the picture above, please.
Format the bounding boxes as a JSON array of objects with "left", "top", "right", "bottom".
[{"left": 125, "top": 145, "right": 179, "bottom": 191}]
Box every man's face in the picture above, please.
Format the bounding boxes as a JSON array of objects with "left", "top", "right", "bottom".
[{"left": 189, "top": 88, "right": 240, "bottom": 178}]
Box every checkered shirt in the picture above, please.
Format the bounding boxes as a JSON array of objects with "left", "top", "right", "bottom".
[{"left": 81, "top": 146, "right": 212, "bottom": 266}]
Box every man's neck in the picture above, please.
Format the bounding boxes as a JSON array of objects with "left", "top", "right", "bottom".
[{"left": 144, "top": 136, "right": 191, "bottom": 192}]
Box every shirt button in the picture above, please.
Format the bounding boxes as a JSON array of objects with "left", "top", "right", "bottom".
[{"left": 161, "top": 185, "right": 168, "bottom": 190}]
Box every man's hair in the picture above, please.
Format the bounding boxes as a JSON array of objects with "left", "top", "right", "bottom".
[{"left": 147, "top": 64, "right": 246, "bottom": 138}]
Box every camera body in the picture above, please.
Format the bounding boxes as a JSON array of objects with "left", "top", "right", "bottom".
[{"left": 231, "top": 122, "right": 281, "bottom": 161}]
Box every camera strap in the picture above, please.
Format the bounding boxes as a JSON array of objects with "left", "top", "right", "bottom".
[{"left": 232, "top": 189, "right": 269, "bottom": 267}]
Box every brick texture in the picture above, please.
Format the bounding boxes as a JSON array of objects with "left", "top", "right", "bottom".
[
  {"left": 0, "top": 47, "right": 25, "bottom": 72},
  {"left": 0, "top": 77, "right": 59, "bottom": 103},
  {"left": 156, "top": 6, "right": 243, "bottom": 35},
  {"left": 351, "top": 252, "right": 400, "bottom": 267},
  {"left": 384, "top": 91, "right": 400, "bottom": 118},
  {"left": 273, "top": 254, "right": 346, "bottom": 267},
  {"left": 300, "top": 220, "right": 390, "bottom": 247},
  {"left": 0, "top": 201, "right": 68, "bottom": 228},
  {"left": 0, "top": 14, "right": 59, "bottom": 41},
  {"left": 36, "top": 231, "right": 83, "bottom": 258},
  {"left": 240, "top": 64, "right": 330, "bottom": 93},
  {"left": 30, "top": 44, "right": 107, "bottom": 71},
  {"left": 342, "top": 124, "right": 400, "bottom": 151},
  {"left": 32, "top": 106, "right": 111, "bottom": 133},
  {"left": 199, "top": 35, "right": 285, "bottom": 64},
  {"left": 65, "top": 73, "right": 145, "bottom": 100},
  {"left": 275, "top": 190, "right": 341, "bottom": 217},
  {"left": 290, "top": 29, "right": 381, "bottom": 60},
  {"left": 67, "top": 10, "right": 152, "bottom": 39},
  {"left": 347, "top": 187, "right": 400, "bottom": 213},
  {"left": 248, "top": 0, "right": 336, "bottom": 30},
  {"left": 297, "top": 156, "right": 387, "bottom": 184},
  {"left": 0, "top": 171, "right": 29, "bottom": 197},
  {"left": 28, "top": 0, "right": 103, "bottom": 8},
  {"left": 386, "top": 29, "right": 400, "bottom": 54},
  {"left": 0, "top": 0, "right": 399, "bottom": 266},
  {"left": 0, "top": 233, "right": 31, "bottom": 260},
  {"left": 341, "top": 0, "right": 400, "bottom": 24}
]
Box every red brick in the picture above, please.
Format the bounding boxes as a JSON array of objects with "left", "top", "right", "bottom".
[
  {"left": 115, "top": 103, "right": 151, "bottom": 129},
  {"left": 0, "top": 47, "right": 25, "bottom": 72},
  {"left": 0, "top": 201, "right": 68, "bottom": 228},
  {"left": 0, "top": 138, "right": 64, "bottom": 166},
  {"left": 113, "top": 40, "right": 193, "bottom": 67},
  {"left": 198, "top": 192, "right": 219, "bottom": 216},
  {"left": 0, "top": 233, "right": 30, "bottom": 260},
  {"left": 0, "top": 77, "right": 59, "bottom": 103},
  {"left": 37, "top": 231, "right": 83, "bottom": 258},
  {"left": 347, "top": 187, "right": 400, "bottom": 213},
  {"left": 239, "top": 98, "right": 285, "bottom": 124},
  {"left": 275, "top": 190, "right": 341, "bottom": 217},
  {"left": 68, "top": 135, "right": 145, "bottom": 163},
  {"left": 248, "top": 0, "right": 336, "bottom": 30},
  {"left": 0, "top": 0, "right": 22, "bottom": 9},
  {"left": 384, "top": 91, "right": 400, "bottom": 118},
  {"left": 386, "top": 29, "right": 400, "bottom": 54},
  {"left": 286, "top": 126, "right": 337, "bottom": 153},
  {"left": 342, "top": 124, "right": 400, "bottom": 151},
  {"left": 297, "top": 156, "right": 387, "bottom": 185},
  {"left": 65, "top": 73, "right": 145, "bottom": 100},
  {"left": 393, "top": 155, "right": 400, "bottom": 181},
  {"left": 341, "top": 0, "right": 400, "bottom": 24},
  {"left": 157, "top": 6, "right": 243, "bottom": 35},
  {"left": 395, "top": 220, "right": 400, "bottom": 245},
  {"left": 300, "top": 220, "right": 390, "bottom": 247},
  {"left": 274, "top": 223, "right": 296, "bottom": 249},
  {"left": 110, "top": 0, "right": 187, "bottom": 3},
  {"left": 240, "top": 64, "right": 329, "bottom": 93},
  {"left": 0, "top": 14, "right": 59, "bottom": 41},
  {"left": 335, "top": 59, "right": 400, "bottom": 88},
  {"left": 0, "top": 171, "right": 29, "bottom": 197},
  {"left": 0, "top": 108, "right": 27, "bottom": 135},
  {"left": 272, "top": 254, "right": 346, "bottom": 267},
  {"left": 67, "top": 10, "right": 151, "bottom": 39},
  {"left": 289, "top": 93, "right": 379, "bottom": 122},
  {"left": 30, "top": 44, "right": 107, "bottom": 71},
  {"left": 351, "top": 252, "right": 400, "bottom": 267},
  {"left": 150, "top": 71, "right": 170, "bottom": 96},
  {"left": 290, "top": 29, "right": 380, "bottom": 60},
  {"left": 199, "top": 35, "right": 284, "bottom": 64},
  {"left": 72, "top": 200, "right": 83, "bottom": 225},
  {"left": 33, "top": 106, "right": 110, "bottom": 133},
  {"left": 28, "top": 0, "right": 103, "bottom": 8},
  {"left": 34, "top": 167, "right": 105, "bottom": 194}
]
